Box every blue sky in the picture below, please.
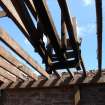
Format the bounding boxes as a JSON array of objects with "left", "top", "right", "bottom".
[{"left": 0, "top": 0, "right": 105, "bottom": 74}]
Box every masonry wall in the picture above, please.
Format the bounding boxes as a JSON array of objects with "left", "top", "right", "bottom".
[
  {"left": 0, "top": 86, "right": 78, "bottom": 105},
  {"left": 1, "top": 84, "right": 105, "bottom": 105},
  {"left": 80, "top": 84, "right": 105, "bottom": 105}
]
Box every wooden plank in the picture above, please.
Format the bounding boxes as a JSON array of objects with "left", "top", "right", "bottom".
[
  {"left": 72, "top": 17, "right": 78, "bottom": 43},
  {"left": 0, "top": 0, "right": 29, "bottom": 37},
  {"left": 19, "top": 79, "right": 34, "bottom": 88},
  {"left": 0, "top": 75, "right": 12, "bottom": 90},
  {"left": 0, "top": 75, "right": 9, "bottom": 83},
  {"left": 9, "top": 79, "right": 22, "bottom": 89},
  {"left": 0, "top": 46, "right": 38, "bottom": 80},
  {"left": 0, "top": 28, "right": 50, "bottom": 78},
  {"left": 0, "top": 67, "right": 17, "bottom": 82},
  {"left": 0, "top": 57, "right": 29, "bottom": 81}
]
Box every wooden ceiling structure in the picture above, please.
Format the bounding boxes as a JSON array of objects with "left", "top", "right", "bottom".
[{"left": 0, "top": 0, "right": 103, "bottom": 89}]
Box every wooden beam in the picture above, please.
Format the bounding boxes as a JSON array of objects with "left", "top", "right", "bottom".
[
  {"left": 0, "top": 46, "right": 38, "bottom": 80},
  {"left": 0, "top": 75, "right": 12, "bottom": 90},
  {"left": 0, "top": 10, "right": 7, "bottom": 18},
  {"left": 61, "top": 13, "right": 67, "bottom": 50},
  {"left": 57, "top": 0, "right": 79, "bottom": 51},
  {"left": 12, "top": 0, "right": 52, "bottom": 66},
  {"left": 33, "top": 0, "right": 62, "bottom": 55},
  {"left": 50, "top": 60, "right": 78, "bottom": 70},
  {"left": 0, "top": 75, "right": 10, "bottom": 83},
  {"left": 0, "top": 67, "right": 17, "bottom": 82},
  {"left": 33, "top": 0, "right": 73, "bottom": 78},
  {"left": 2, "top": 0, "right": 52, "bottom": 67},
  {"left": 24, "top": 0, "right": 37, "bottom": 20},
  {"left": 0, "top": 0, "right": 29, "bottom": 38},
  {"left": 95, "top": 0, "right": 103, "bottom": 72},
  {"left": 72, "top": 17, "right": 86, "bottom": 75},
  {"left": 0, "top": 28, "right": 50, "bottom": 78},
  {"left": 0, "top": 57, "right": 29, "bottom": 81},
  {"left": 72, "top": 17, "right": 78, "bottom": 43}
]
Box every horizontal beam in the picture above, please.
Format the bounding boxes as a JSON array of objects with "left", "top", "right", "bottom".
[
  {"left": 0, "top": 46, "right": 38, "bottom": 80},
  {"left": 50, "top": 60, "right": 78, "bottom": 70},
  {"left": 0, "top": 28, "right": 50, "bottom": 78},
  {"left": 52, "top": 50, "right": 79, "bottom": 62}
]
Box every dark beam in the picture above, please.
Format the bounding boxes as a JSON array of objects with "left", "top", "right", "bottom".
[
  {"left": 52, "top": 50, "right": 79, "bottom": 62},
  {"left": 11, "top": 0, "right": 52, "bottom": 66},
  {"left": 50, "top": 60, "right": 78, "bottom": 70},
  {"left": 57, "top": 0, "right": 79, "bottom": 50},
  {"left": 33, "top": 0, "right": 73, "bottom": 77},
  {"left": 95, "top": 0, "right": 103, "bottom": 72},
  {"left": 80, "top": 57, "right": 86, "bottom": 76},
  {"left": 24, "top": 0, "right": 37, "bottom": 20}
]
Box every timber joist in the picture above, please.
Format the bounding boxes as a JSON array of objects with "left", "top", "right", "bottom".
[
  {"left": 0, "top": 71, "right": 105, "bottom": 90},
  {"left": 0, "top": 0, "right": 103, "bottom": 82}
]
